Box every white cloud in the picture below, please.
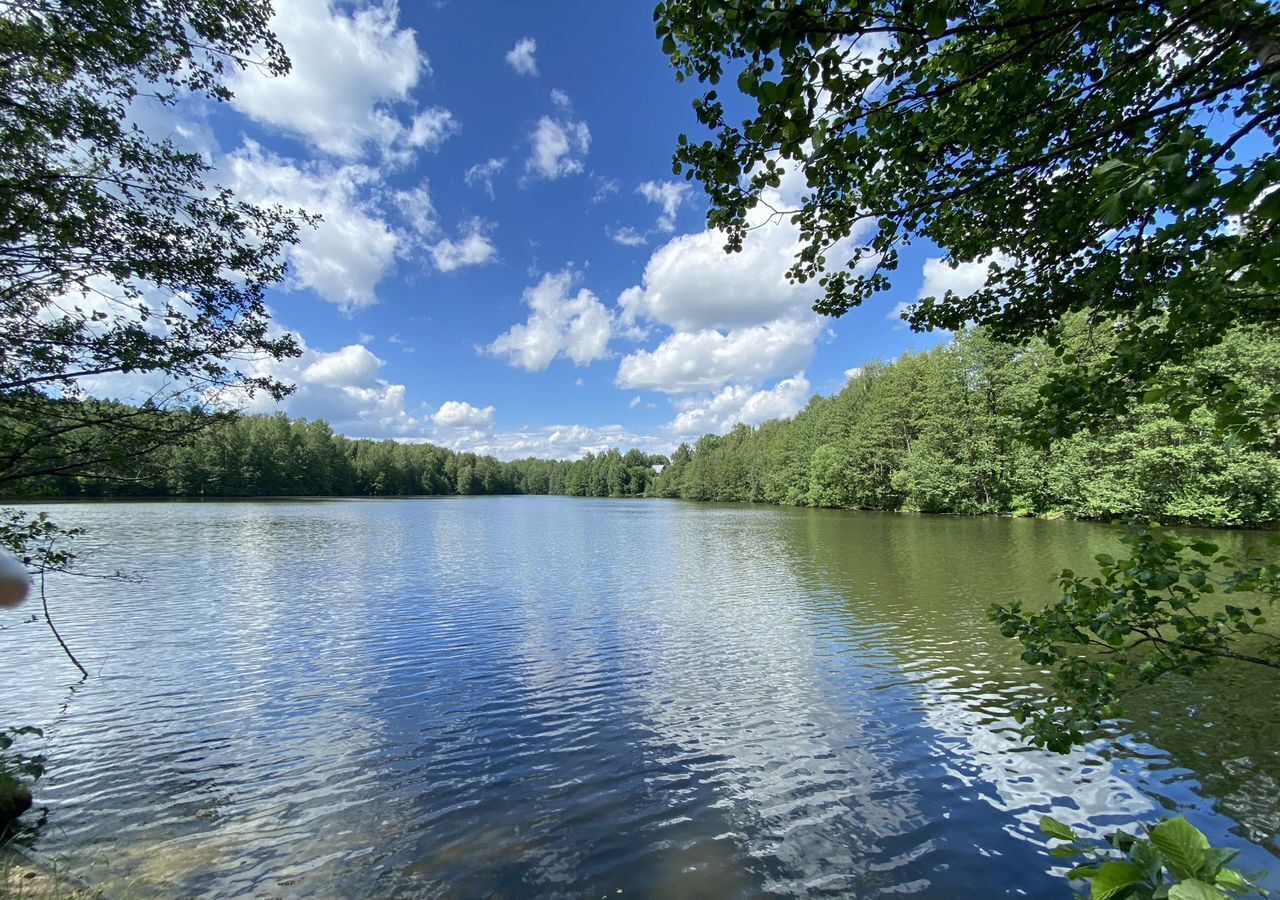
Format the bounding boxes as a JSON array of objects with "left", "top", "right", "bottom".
[
  {"left": 526, "top": 116, "right": 590, "bottom": 180},
  {"left": 669, "top": 374, "right": 811, "bottom": 436},
  {"left": 608, "top": 226, "right": 647, "bottom": 247},
  {"left": 403, "top": 108, "right": 458, "bottom": 155},
  {"left": 843, "top": 366, "right": 864, "bottom": 381},
  {"left": 613, "top": 160, "right": 867, "bottom": 395},
  {"left": 436, "top": 423, "right": 669, "bottom": 461},
  {"left": 225, "top": 141, "right": 398, "bottom": 309},
  {"left": 486, "top": 269, "right": 612, "bottom": 371},
  {"left": 886, "top": 301, "right": 912, "bottom": 328},
  {"left": 505, "top": 37, "right": 538, "bottom": 76},
  {"left": 890, "top": 253, "right": 1014, "bottom": 328},
  {"left": 229, "top": 0, "right": 455, "bottom": 162},
  {"left": 430, "top": 221, "right": 498, "bottom": 272},
  {"left": 242, "top": 333, "right": 421, "bottom": 438},
  {"left": 637, "top": 180, "right": 691, "bottom": 233},
  {"left": 616, "top": 213, "right": 817, "bottom": 332},
  {"left": 616, "top": 318, "right": 823, "bottom": 393},
  {"left": 302, "top": 343, "right": 383, "bottom": 386},
  {"left": 432, "top": 400, "right": 495, "bottom": 430},
  {"left": 387, "top": 333, "right": 414, "bottom": 353},
  {"left": 628, "top": 396, "right": 642, "bottom": 409},
  {"left": 393, "top": 182, "right": 437, "bottom": 237},
  {"left": 591, "top": 176, "right": 620, "bottom": 203},
  {"left": 918, "top": 253, "right": 1012, "bottom": 301},
  {"left": 615, "top": 157, "right": 856, "bottom": 332},
  {"left": 550, "top": 89, "right": 572, "bottom": 110},
  {"left": 464, "top": 157, "right": 506, "bottom": 199}
]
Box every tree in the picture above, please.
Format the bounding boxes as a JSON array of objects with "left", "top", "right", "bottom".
[
  {"left": 655, "top": 0, "right": 1280, "bottom": 441},
  {"left": 0, "top": 0, "right": 311, "bottom": 492}
]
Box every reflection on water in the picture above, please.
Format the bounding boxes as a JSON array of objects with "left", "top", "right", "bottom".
[{"left": 0, "top": 498, "right": 1275, "bottom": 898}]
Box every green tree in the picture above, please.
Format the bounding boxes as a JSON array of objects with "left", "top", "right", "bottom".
[
  {"left": 0, "top": 1, "right": 311, "bottom": 494},
  {"left": 656, "top": 0, "right": 1280, "bottom": 440}
]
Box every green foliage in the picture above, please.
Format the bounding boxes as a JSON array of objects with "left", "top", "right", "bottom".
[
  {"left": 648, "top": 323, "right": 1279, "bottom": 528},
  {"left": 1038, "top": 814, "right": 1267, "bottom": 899},
  {"left": 0, "top": 0, "right": 309, "bottom": 490},
  {"left": 992, "top": 529, "right": 1280, "bottom": 752},
  {"left": 0, "top": 727, "right": 44, "bottom": 835},
  {"left": 0, "top": 408, "right": 670, "bottom": 502},
  {"left": 656, "top": 0, "right": 1280, "bottom": 443},
  {"left": 0, "top": 510, "right": 82, "bottom": 574}
]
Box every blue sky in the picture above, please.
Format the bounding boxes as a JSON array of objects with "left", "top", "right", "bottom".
[{"left": 164, "top": 0, "right": 964, "bottom": 459}]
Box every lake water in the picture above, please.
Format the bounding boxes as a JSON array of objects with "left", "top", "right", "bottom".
[{"left": 1, "top": 497, "right": 1277, "bottom": 898}]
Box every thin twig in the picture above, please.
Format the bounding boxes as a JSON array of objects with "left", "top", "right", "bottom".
[{"left": 39, "top": 572, "right": 87, "bottom": 681}]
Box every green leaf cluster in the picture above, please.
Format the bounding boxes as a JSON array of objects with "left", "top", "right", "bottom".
[
  {"left": 1038, "top": 814, "right": 1267, "bottom": 899},
  {"left": 1, "top": 0, "right": 311, "bottom": 501},
  {"left": 657, "top": 0, "right": 1280, "bottom": 443},
  {"left": 992, "top": 529, "right": 1279, "bottom": 752}
]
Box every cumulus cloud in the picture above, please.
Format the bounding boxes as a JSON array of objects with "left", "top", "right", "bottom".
[
  {"left": 486, "top": 270, "right": 612, "bottom": 371},
  {"left": 669, "top": 374, "right": 811, "bottom": 436},
  {"left": 616, "top": 318, "right": 823, "bottom": 393},
  {"left": 616, "top": 210, "right": 817, "bottom": 332},
  {"left": 225, "top": 141, "right": 398, "bottom": 309},
  {"left": 550, "top": 89, "right": 572, "bottom": 110},
  {"left": 302, "top": 343, "right": 384, "bottom": 386},
  {"left": 526, "top": 116, "right": 590, "bottom": 180},
  {"left": 241, "top": 333, "right": 421, "bottom": 438},
  {"left": 432, "top": 400, "right": 495, "bottom": 429},
  {"left": 435, "top": 423, "right": 669, "bottom": 461},
  {"left": 229, "top": 0, "right": 456, "bottom": 162},
  {"left": 889, "top": 253, "right": 1014, "bottom": 327},
  {"left": 430, "top": 221, "right": 498, "bottom": 272},
  {"left": 637, "top": 180, "right": 691, "bottom": 233},
  {"left": 918, "top": 253, "right": 1013, "bottom": 300},
  {"left": 614, "top": 159, "right": 868, "bottom": 395},
  {"left": 464, "top": 157, "right": 506, "bottom": 199},
  {"left": 505, "top": 37, "right": 538, "bottom": 76}
]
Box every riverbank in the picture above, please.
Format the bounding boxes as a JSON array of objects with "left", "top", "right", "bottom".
[{"left": 2, "top": 848, "right": 99, "bottom": 899}]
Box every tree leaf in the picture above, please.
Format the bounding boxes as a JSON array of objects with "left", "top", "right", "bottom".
[
  {"left": 1150, "top": 818, "right": 1209, "bottom": 881},
  {"left": 1167, "top": 879, "right": 1227, "bottom": 900},
  {"left": 1090, "top": 861, "right": 1146, "bottom": 900},
  {"left": 1041, "top": 815, "right": 1078, "bottom": 841}
]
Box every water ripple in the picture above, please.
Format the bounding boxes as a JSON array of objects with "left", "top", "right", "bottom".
[{"left": 0, "top": 498, "right": 1275, "bottom": 898}]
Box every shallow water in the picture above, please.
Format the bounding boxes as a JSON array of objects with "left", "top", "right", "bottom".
[{"left": 1, "top": 497, "right": 1276, "bottom": 898}]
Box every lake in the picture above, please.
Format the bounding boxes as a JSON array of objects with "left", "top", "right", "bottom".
[{"left": 1, "top": 497, "right": 1277, "bottom": 897}]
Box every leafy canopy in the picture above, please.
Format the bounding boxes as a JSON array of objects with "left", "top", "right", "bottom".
[
  {"left": 655, "top": 0, "right": 1280, "bottom": 441},
  {"left": 0, "top": 0, "right": 311, "bottom": 485}
]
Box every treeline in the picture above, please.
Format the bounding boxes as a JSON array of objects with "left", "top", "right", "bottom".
[
  {"left": 5, "top": 318, "right": 1276, "bottom": 527},
  {"left": 1, "top": 412, "right": 669, "bottom": 501},
  {"left": 650, "top": 319, "right": 1280, "bottom": 528}
]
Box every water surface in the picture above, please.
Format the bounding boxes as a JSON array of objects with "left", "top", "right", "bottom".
[{"left": 1, "top": 498, "right": 1276, "bottom": 897}]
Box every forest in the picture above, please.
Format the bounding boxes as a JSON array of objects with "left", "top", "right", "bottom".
[
  {"left": 8, "top": 315, "right": 1277, "bottom": 529},
  {"left": 649, "top": 318, "right": 1280, "bottom": 528}
]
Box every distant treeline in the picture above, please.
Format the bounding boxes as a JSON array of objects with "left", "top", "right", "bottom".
[
  {"left": 1, "top": 413, "right": 669, "bottom": 501},
  {"left": 5, "top": 318, "right": 1276, "bottom": 527},
  {"left": 648, "top": 319, "right": 1279, "bottom": 527}
]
